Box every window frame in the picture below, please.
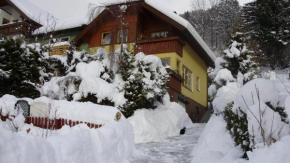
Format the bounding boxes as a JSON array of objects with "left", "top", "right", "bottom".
[
  {"left": 150, "top": 31, "right": 169, "bottom": 39},
  {"left": 182, "top": 65, "right": 193, "bottom": 91},
  {"left": 117, "top": 29, "right": 129, "bottom": 43},
  {"left": 101, "top": 31, "right": 112, "bottom": 45},
  {"left": 176, "top": 60, "right": 181, "bottom": 74},
  {"left": 161, "top": 58, "right": 170, "bottom": 67},
  {"left": 196, "top": 76, "right": 200, "bottom": 92},
  {"left": 60, "top": 36, "right": 70, "bottom": 42}
]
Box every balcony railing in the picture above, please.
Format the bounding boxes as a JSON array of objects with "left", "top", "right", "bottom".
[
  {"left": 0, "top": 21, "right": 32, "bottom": 36},
  {"left": 135, "top": 36, "right": 185, "bottom": 57}
]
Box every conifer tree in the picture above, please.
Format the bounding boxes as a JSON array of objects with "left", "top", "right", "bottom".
[
  {"left": 241, "top": 0, "right": 290, "bottom": 68},
  {"left": 223, "top": 32, "right": 259, "bottom": 83},
  {"left": 0, "top": 38, "right": 53, "bottom": 98}
]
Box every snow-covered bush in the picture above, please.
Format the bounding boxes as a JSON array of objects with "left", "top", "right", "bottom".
[
  {"left": 233, "top": 79, "right": 289, "bottom": 148},
  {"left": 119, "top": 52, "right": 169, "bottom": 117},
  {"left": 0, "top": 38, "right": 54, "bottom": 98},
  {"left": 41, "top": 46, "right": 169, "bottom": 117}
]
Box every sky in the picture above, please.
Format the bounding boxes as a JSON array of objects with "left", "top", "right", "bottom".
[{"left": 157, "top": 0, "right": 254, "bottom": 14}]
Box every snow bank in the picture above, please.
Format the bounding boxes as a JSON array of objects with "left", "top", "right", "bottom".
[
  {"left": 0, "top": 121, "right": 59, "bottom": 163},
  {"left": 233, "top": 78, "right": 280, "bottom": 113},
  {"left": 0, "top": 95, "right": 124, "bottom": 125},
  {"left": 247, "top": 103, "right": 289, "bottom": 147},
  {"left": 0, "top": 95, "right": 137, "bottom": 163},
  {"left": 128, "top": 94, "right": 193, "bottom": 143},
  {"left": 212, "top": 82, "right": 240, "bottom": 113},
  {"left": 247, "top": 135, "right": 290, "bottom": 163},
  {"left": 191, "top": 115, "right": 244, "bottom": 163}
]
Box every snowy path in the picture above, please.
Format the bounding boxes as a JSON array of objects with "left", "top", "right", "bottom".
[{"left": 131, "top": 123, "right": 206, "bottom": 163}]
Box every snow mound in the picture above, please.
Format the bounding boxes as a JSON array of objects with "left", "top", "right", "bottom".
[
  {"left": 247, "top": 135, "right": 290, "bottom": 163},
  {"left": 128, "top": 95, "right": 193, "bottom": 143},
  {"left": 213, "top": 82, "right": 240, "bottom": 113},
  {"left": 191, "top": 115, "right": 243, "bottom": 163},
  {"left": 233, "top": 78, "right": 280, "bottom": 113},
  {"left": 0, "top": 95, "right": 137, "bottom": 163}
]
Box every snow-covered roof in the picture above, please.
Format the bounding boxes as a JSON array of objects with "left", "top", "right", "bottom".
[{"left": 144, "top": 0, "right": 216, "bottom": 64}]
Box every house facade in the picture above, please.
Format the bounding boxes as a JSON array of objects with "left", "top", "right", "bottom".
[{"left": 75, "top": 1, "right": 216, "bottom": 122}]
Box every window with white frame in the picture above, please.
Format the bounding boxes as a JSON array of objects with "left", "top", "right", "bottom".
[
  {"left": 101, "top": 31, "right": 112, "bottom": 45},
  {"left": 118, "top": 29, "right": 128, "bottom": 43},
  {"left": 182, "top": 66, "right": 193, "bottom": 91},
  {"left": 60, "top": 37, "right": 70, "bottom": 42},
  {"left": 196, "top": 76, "right": 200, "bottom": 91}
]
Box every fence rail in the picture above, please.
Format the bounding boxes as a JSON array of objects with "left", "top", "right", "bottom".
[{"left": 0, "top": 114, "right": 103, "bottom": 130}]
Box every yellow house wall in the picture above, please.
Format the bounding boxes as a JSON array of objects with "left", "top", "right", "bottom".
[
  {"left": 180, "top": 43, "right": 208, "bottom": 107},
  {"left": 154, "top": 43, "right": 208, "bottom": 107}
]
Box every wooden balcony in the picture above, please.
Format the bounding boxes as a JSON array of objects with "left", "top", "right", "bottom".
[
  {"left": 135, "top": 36, "right": 185, "bottom": 57},
  {"left": 0, "top": 21, "right": 36, "bottom": 36}
]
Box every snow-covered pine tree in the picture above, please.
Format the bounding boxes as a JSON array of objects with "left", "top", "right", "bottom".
[
  {"left": 241, "top": 0, "right": 290, "bottom": 68},
  {"left": 119, "top": 51, "right": 147, "bottom": 117},
  {"left": 223, "top": 32, "right": 259, "bottom": 83},
  {"left": 0, "top": 38, "right": 54, "bottom": 98}
]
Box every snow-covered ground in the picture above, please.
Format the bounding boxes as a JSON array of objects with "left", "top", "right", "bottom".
[{"left": 131, "top": 123, "right": 206, "bottom": 163}]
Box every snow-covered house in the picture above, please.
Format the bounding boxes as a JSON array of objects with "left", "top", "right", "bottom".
[
  {"left": 1, "top": 0, "right": 216, "bottom": 122},
  {"left": 0, "top": 0, "right": 42, "bottom": 37},
  {"left": 74, "top": 0, "right": 216, "bottom": 122}
]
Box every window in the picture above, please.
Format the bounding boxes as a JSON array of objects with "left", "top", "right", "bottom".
[
  {"left": 176, "top": 60, "right": 180, "bottom": 74},
  {"left": 101, "top": 31, "right": 112, "bottom": 45},
  {"left": 60, "top": 37, "right": 70, "bottom": 42},
  {"left": 196, "top": 76, "right": 200, "bottom": 91},
  {"left": 182, "top": 66, "right": 193, "bottom": 91},
  {"left": 161, "top": 58, "right": 170, "bottom": 67},
  {"left": 118, "top": 29, "right": 128, "bottom": 43},
  {"left": 2, "top": 18, "right": 10, "bottom": 25},
  {"left": 151, "top": 31, "right": 169, "bottom": 39}
]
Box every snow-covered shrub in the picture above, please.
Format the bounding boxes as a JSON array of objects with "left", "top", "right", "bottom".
[
  {"left": 222, "top": 32, "right": 259, "bottom": 83},
  {"left": 119, "top": 52, "right": 169, "bottom": 117},
  {"left": 41, "top": 46, "right": 169, "bottom": 117},
  {"left": 223, "top": 102, "right": 250, "bottom": 158},
  {"left": 0, "top": 38, "right": 54, "bottom": 98}
]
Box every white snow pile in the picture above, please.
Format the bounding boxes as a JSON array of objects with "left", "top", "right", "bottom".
[
  {"left": 0, "top": 95, "right": 138, "bottom": 163},
  {"left": 128, "top": 94, "right": 193, "bottom": 143},
  {"left": 212, "top": 82, "right": 240, "bottom": 113},
  {"left": 192, "top": 78, "right": 290, "bottom": 163},
  {"left": 191, "top": 115, "right": 244, "bottom": 163},
  {"left": 214, "top": 69, "right": 236, "bottom": 86}
]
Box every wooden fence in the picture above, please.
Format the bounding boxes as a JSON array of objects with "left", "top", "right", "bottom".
[{"left": 0, "top": 114, "right": 103, "bottom": 130}]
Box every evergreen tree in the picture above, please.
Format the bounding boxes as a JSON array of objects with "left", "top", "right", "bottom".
[
  {"left": 0, "top": 38, "right": 54, "bottom": 98},
  {"left": 241, "top": 0, "right": 290, "bottom": 68},
  {"left": 223, "top": 32, "right": 259, "bottom": 83},
  {"left": 119, "top": 51, "right": 148, "bottom": 117}
]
